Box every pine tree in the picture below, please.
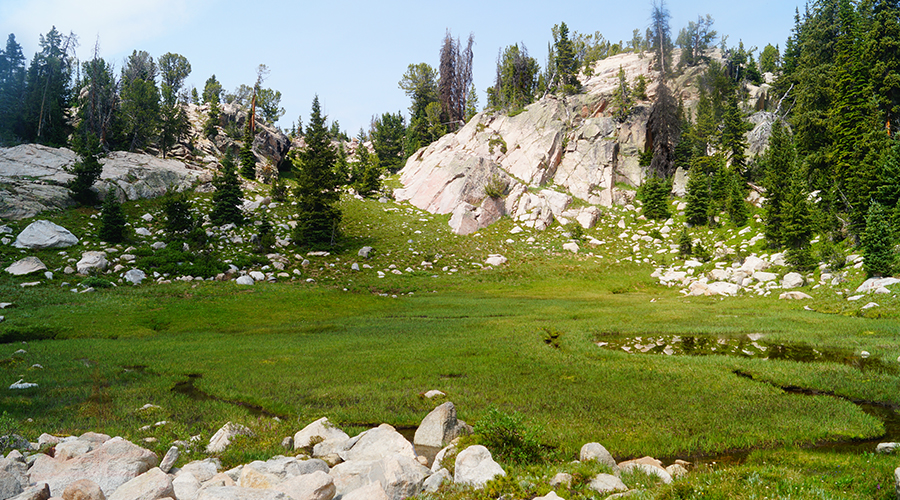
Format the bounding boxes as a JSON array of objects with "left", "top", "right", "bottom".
[
  {"left": 720, "top": 92, "right": 749, "bottom": 171},
  {"left": 292, "top": 95, "right": 342, "bottom": 248},
  {"left": 119, "top": 50, "right": 160, "bottom": 152},
  {"left": 648, "top": 82, "right": 679, "bottom": 177},
  {"left": 727, "top": 172, "right": 750, "bottom": 227},
  {"left": 239, "top": 124, "right": 256, "bottom": 179},
  {"left": 210, "top": 151, "right": 245, "bottom": 226},
  {"left": 611, "top": 66, "right": 632, "bottom": 122},
  {"left": 641, "top": 175, "right": 671, "bottom": 220},
  {"left": 163, "top": 192, "right": 194, "bottom": 236},
  {"left": 0, "top": 34, "right": 26, "bottom": 143},
  {"left": 66, "top": 146, "right": 104, "bottom": 206},
  {"left": 98, "top": 192, "right": 127, "bottom": 243},
  {"left": 21, "top": 27, "right": 75, "bottom": 146},
  {"left": 684, "top": 164, "right": 710, "bottom": 226},
  {"left": 781, "top": 168, "right": 816, "bottom": 269},
  {"left": 862, "top": 201, "right": 896, "bottom": 277},
  {"left": 554, "top": 22, "right": 578, "bottom": 92},
  {"left": 762, "top": 120, "right": 795, "bottom": 246},
  {"left": 352, "top": 143, "right": 382, "bottom": 198},
  {"left": 678, "top": 227, "right": 693, "bottom": 256}
]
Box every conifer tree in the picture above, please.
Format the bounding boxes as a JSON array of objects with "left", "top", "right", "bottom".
[
  {"left": 98, "top": 192, "right": 127, "bottom": 243},
  {"left": 352, "top": 143, "right": 382, "bottom": 198},
  {"left": 210, "top": 151, "right": 244, "bottom": 226},
  {"left": 611, "top": 66, "right": 632, "bottom": 122},
  {"left": 721, "top": 92, "right": 749, "bottom": 171},
  {"left": 762, "top": 120, "right": 795, "bottom": 246},
  {"left": 66, "top": 146, "right": 104, "bottom": 206},
  {"left": 727, "top": 173, "right": 750, "bottom": 227},
  {"left": 862, "top": 201, "right": 896, "bottom": 277},
  {"left": 554, "top": 22, "right": 578, "bottom": 92},
  {"left": 781, "top": 168, "right": 816, "bottom": 269},
  {"left": 684, "top": 165, "right": 710, "bottom": 226},
  {"left": 292, "top": 95, "right": 342, "bottom": 248},
  {"left": 678, "top": 227, "right": 693, "bottom": 256},
  {"left": 641, "top": 175, "right": 670, "bottom": 220},
  {"left": 239, "top": 124, "right": 256, "bottom": 179}
]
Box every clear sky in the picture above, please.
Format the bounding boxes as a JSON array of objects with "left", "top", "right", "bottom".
[{"left": 0, "top": 0, "right": 800, "bottom": 135}]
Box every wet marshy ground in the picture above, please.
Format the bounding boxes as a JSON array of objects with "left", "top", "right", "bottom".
[
  {"left": 597, "top": 333, "right": 900, "bottom": 462},
  {"left": 595, "top": 333, "right": 898, "bottom": 374}
]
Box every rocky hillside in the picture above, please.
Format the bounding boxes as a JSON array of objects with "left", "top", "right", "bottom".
[
  {"left": 394, "top": 51, "right": 776, "bottom": 235},
  {"left": 0, "top": 102, "right": 293, "bottom": 221}
]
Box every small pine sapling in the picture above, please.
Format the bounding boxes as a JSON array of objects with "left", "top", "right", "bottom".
[{"left": 98, "top": 192, "right": 127, "bottom": 243}]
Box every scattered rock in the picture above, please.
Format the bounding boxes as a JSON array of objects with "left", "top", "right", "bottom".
[
  {"left": 533, "top": 492, "right": 565, "bottom": 500},
  {"left": 876, "top": 442, "right": 899, "bottom": 454},
  {"left": 5, "top": 257, "right": 47, "bottom": 276},
  {"left": 484, "top": 255, "right": 507, "bottom": 266},
  {"left": 339, "top": 481, "right": 388, "bottom": 500},
  {"left": 14, "top": 220, "right": 78, "bottom": 249},
  {"left": 549, "top": 472, "right": 572, "bottom": 488},
  {"left": 588, "top": 473, "right": 628, "bottom": 495},
  {"left": 453, "top": 445, "right": 505, "bottom": 489},
  {"left": 107, "top": 467, "right": 173, "bottom": 500},
  {"left": 196, "top": 486, "right": 289, "bottom": 500},
  {"left": 207, "top": 423, "right": 254, "bottom": 453},
  {"left": 273, "top": 470, "right": 335, "bottom": 500},
  {"left": 781, "top": 272, "right": 804, "bottom": 289},
  {"left": 358, "top": 247, "right": 373, "bottom": 259},
  {"left": 413, "top": 402, "right": 472, "bottom": 449},
  {"left": 8, "top": 380, "right": 37, "bottom": 390},
  {"left": 294, "top": 418, "right": 349, "bottom": 453},
  {"left": 235, "top": 276, "right": 255, "bottom": 286},
  {"left": 77, "top": 252, "right": 109, "bottom": 275},
  {"left": 158, "top": 447, "right": 179, "bottom": 473},
  {"left": 124, "top": 270, "right": 146, "bottom": 285},
  {"left": 618, "top": 459, "right": 673, "bottom": 484},
  {"left": 28, "top": 436, "right": 158, "bottom": 497},
  {"left": 423, "top": 390, "right": 445, "bottom": 399},
  {"left": 580, "top": 443, "right": 618, "bottom": 472},
  {"left": 422, "top": 468, "right": 450, "bottom": 493},
  {"left": 340, "top": 424, "right": 415, "bottom": 462},
  {"left": 779, "top": 291, "right": 812, "bottom": 300},
  {"left": 562, "top": 242, "right": 579, "bottom": 253}
]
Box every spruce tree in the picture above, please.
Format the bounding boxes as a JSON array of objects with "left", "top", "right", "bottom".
[
  {"left": 862, "top": 201, "right": 896, "bottom": 277},
  {"left": 762, "top": 120, "right": 795, "bottom": 246},
  {"left": 684, "top": 165, "right": 710, "bottom": 226},
  {"left": 678, "top": 227, "right": 693, "bottom": 256},
  {"left": 98, "top": 192, "right": 127, "bottom": 243},
  {"left": 292, "top": 95, "right": 342, "bottom": 248},
  {"left": 239, "top": 124, "right": 256, "bottom": 179},
  {"left": 210, "top": 151, "right": 245, "bottom": 226},
  {"left": 352, "top": 143, "right": 382, "bottom": 198},
  {"left": 641, "top": 175, "right": 671, "bottom": 220},
  {"left": 727, "top": 172, "right": 750, "bottom": 227},
  {"left": 721, "top": 92, "right": 749, "bottom": 171},
  {"left": 67, "top": 146, "right": 104, "bottom": 206},
  {"left": 781, "top": 168, "right": 816, "bottom": 269}
]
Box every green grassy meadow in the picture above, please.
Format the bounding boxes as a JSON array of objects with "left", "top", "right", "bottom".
[{"left": 1, "top": 188, "right": 898, "bottom": 499}]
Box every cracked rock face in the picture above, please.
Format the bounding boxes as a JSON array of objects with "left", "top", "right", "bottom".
[{"left": 0, "top": 144, "right": 200, "bottom": 220}]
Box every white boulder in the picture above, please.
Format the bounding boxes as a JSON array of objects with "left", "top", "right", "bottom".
[
  {"left": 5, "top": 256, "right": 47, "bottom": 276},
  {"left": 453, "top": 445, "right": 505, "bottom": 489},
  {"left": 14, "top": 220, "right": 78, "bottom": 249},
  {"left": 77, "top": 252, "right": 109, "bottom": 275}
]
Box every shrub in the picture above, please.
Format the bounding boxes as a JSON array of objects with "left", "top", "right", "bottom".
[
  {"left": 270, "top": 176, "right": 288, "bottom": 202},
  {"left": 693, "top": 241, "right": 711, "bottom": 262},
  {"left": 483, "top": 174, "right": 507, "bottom": 199},
  {"left": 474, "top": 407, "right": 545, "bottom": 464},
  {"left": 81, "top": 276, "right": 114, "bottom": 288}
]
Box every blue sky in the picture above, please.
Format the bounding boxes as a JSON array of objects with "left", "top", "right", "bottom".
[{"left": 0, "top": 0, "right": 800, "bottom": 135}]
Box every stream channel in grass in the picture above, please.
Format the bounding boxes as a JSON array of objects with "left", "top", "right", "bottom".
[{"left": 596, "top": 333, "right": 900, "bottom": 463}]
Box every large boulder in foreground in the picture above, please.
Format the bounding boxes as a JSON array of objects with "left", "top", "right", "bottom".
[
  {"left": 14, "top": 220, "right": 78, "bottom": 249},
  {"left": 27, "top": 437, "right": 158, "bottom": 497},
  {"left": 413, "top": 402, "right": 472, "bottom": 449},
  {"left": 453, "top": 445, "right": 505, "bottom": 489}
]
